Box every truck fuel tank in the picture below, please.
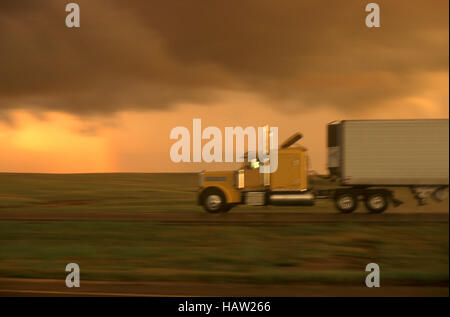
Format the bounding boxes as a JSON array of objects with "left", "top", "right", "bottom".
[{"left": 268, "top": 191, "right": 315, "bottom": 205}]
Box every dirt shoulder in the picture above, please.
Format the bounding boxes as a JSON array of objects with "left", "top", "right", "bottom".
[{"left": 0, "top": 278, "right": 447, "bottom": 297}]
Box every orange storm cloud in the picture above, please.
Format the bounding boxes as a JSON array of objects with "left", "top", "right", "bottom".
[
  {"left": 1, "top": 80, "right": 447, "bottom": 173},
  {"left": 0, "top": 1, "right": 448, "bottom": 173}
]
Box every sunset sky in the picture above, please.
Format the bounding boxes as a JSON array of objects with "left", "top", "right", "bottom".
[{"left": 0, "top": 0, "right": 448, "bottom": 173}]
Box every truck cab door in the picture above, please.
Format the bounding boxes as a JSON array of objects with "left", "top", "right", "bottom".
[{"left": 244, "top": 158, "right": 265, "bottom": 191}]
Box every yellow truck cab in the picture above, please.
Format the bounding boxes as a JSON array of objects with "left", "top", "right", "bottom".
[{"left": 198, "top": 132, "right": 314, "bottom": 213}]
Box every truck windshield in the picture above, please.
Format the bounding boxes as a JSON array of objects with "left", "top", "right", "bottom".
[{"left": 249, "top": 159, "right": 260, "bottom": 169}]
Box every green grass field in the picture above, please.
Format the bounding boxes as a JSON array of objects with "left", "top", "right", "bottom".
[
  {"left": 0, "top": 173, "right": 199, "bottom": 213},
  {"left": 0, "top": 221, "right": 448, "bottom": 285},
  {"left": 0, "top": 173, "right": 448, "bottom": 288}
]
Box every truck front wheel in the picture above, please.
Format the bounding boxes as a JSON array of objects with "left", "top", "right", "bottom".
[
  {"left": 365, "top": 192, "right": 388, "bottom": 213},
  {"left": 202, "top": 188, "right": 227, "bottom": 213},
  {"left": 335, "top": 192, "right": 358, "bottom": 213}
]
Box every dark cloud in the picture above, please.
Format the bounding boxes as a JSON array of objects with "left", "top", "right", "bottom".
[{"left": 0, "top": 0, "right": 448, "bottom": 118}]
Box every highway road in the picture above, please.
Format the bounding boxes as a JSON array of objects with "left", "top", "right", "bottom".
[{"left": 0, "top": 211, "right": 448, "bottom": 223}]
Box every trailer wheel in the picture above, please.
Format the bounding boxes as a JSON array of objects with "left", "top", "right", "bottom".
[
  {"left": 202, "top": 188, "right": 226, "bottom": 213},
  {"left": 433, "top": 187, "right": 449, "bottom": 202},
  {"left": 365, "top": 192, "right": 388, "bottom": 213},
  {"left": 335, "top": 192, "right": 358, "bottom": 213}
]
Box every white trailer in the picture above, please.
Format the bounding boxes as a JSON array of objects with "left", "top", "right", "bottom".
[{"left": 327, "top": 119, "right": 449, "bottom": 212}]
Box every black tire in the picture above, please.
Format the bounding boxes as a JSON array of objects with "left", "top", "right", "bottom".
[
  {"left": 335, "top": 192, "right": 358, "bottom": 213},
  {"left": 365, "top": 192, "right": 388, "bottom": 213},
  {"left": 433, "top": 187, "right": 449, "bottom": 202},
  {"left": 201, "top": 188, "right": 227, "bottom": 213}
]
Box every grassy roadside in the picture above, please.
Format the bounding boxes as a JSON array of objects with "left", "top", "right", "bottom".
[{"left": 0, "top": 221, "right": 447, "bottom": 286}]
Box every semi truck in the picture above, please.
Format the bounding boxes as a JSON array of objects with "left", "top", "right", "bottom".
[{"left": 197, "top": 119, "right": 449, "bottom": 213}]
